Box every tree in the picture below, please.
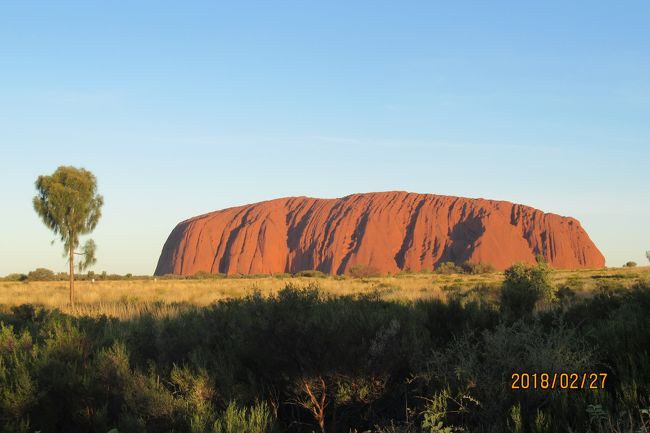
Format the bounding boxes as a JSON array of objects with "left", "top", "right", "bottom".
[
  {"left": 27, "top": 267, "right": 55, "bottom": 281},
  {"left": 33, "top": 166, "right": 103, "bottom": 307},
  {"left": 646, "top": 251, "right": 650, "bottom": 264}
]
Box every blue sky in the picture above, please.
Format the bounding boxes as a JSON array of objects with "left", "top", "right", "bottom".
[{"left": 1, "top": 1, "right": 648, "bottom": 274}]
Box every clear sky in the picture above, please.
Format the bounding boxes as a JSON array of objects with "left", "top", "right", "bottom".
[{"left": 1, "top": 1, "right": 649, "bottom": 275}]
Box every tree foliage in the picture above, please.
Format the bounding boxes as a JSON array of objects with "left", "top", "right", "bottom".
[
  {"left": 26, "top": 268, "right": 55, "bottom": 281},
  {"left": 33, "top": 166, "right": 103, "bottom": 266}
]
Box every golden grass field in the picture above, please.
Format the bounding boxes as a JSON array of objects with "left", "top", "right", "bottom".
[{"left": 1, "top": 267, "right": 648, "bottom": 319}]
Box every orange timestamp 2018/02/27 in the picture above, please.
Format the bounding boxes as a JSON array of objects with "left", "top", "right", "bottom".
[{"left": 511, "top": 372, "right": 607, "bottom": 390}]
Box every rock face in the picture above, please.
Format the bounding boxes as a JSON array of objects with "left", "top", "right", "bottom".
[{"left": 154, "top": 192, "right": 605, "bottom": 276}]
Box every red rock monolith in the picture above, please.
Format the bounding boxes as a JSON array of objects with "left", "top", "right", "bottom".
[{"left": 154, "top": 192, "right": 605, "bottom": 275}]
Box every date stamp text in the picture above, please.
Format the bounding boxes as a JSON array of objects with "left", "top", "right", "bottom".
[{"left": 511, "top": 372, "right": 607, "bottom": 390}]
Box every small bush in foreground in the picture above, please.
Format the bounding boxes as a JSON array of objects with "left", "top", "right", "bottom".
[{"left": 213, "top": 401, "right": 276, "bottom": 433}]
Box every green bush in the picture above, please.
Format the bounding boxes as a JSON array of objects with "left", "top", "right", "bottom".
[
  {"left": 435, "top": 262, "right": 464, "bottom": 275},
  {"left": 500, "top": 262, "right": 554, "bottom": 319},
  {"left": 461, "top": 261, "right": 496, "bottom": 274},
  {"left": 213, "top": 401, "right": 276, "bottom": 433},
  {"left": 624, "top": 261, "right": 637, "bottom": 268}
]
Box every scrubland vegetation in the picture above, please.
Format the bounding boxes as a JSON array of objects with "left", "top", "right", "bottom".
[{"left": 0, "top": 265, "right": 649, "bottom": 432}]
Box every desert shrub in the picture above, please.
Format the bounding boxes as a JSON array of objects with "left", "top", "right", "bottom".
[
  {"left": 500, "top": 262, "right": 554, "bottom": 320},
  {"left": 421, "top": 321, "right": 595, "bottom": 431},
  {"left": 294, "top": 270, "right": 328, "bottom": 278},
  {"left": 213, "top": 401, "right": 276, "bottom": 433},
  {"left": 170, "top": 366, "right": 217, "bottom": 431},
  {"left": 435, "top": 262, "right": 464, "bottom": 274},
  {"left": 555, "top": 285, "right": 577, "bottom": 309},
  {"left": 191, "top": 271, "right": 226, "bottom": 279},
  {"left": 26, "top": 268, "right": 55, "bottom": 281},
  {"left": 0, "top": 324, "right": 36, "bottom": 433},
  {"left": 562, "top": 283, "right": 650, "bottom": 429},
  {"left": 461, "top": 261, "right": 496, "bottom": 274},
  {"left": 624, "top": 261, "right": 637, "bottom": 267},
  {"left": 463, "top": 283, "right": 500, "bottom": 306},
  {"left": 421, "top": 386, "right": 479, "bottom": 433},
  {"left": 572, "top": 282, "right": 650, "bottom": 363},
  {"left": 348, "top": 264, "right": 380, "bottom": 278}
]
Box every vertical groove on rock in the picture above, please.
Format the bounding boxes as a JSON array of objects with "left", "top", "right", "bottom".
[{"left": 394, "top": 197, "right": 427, "bottom": 269}]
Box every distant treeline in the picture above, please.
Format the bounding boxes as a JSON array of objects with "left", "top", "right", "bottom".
[
  {"left": 2, "top": 268, "right": 145, "bottom": 282},
  {"left": 0, "top": 262, "right": 649, "bottom": 432},
  {"left": 2, "top": 261, "right": 497, "bottom": 282}
]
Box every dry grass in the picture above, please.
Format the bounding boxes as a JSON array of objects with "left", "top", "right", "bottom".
[{"left": 1, "top": 266, "right": 648, "bottom": 319}]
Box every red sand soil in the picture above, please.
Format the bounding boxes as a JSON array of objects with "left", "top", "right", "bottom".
[{"left": 154, "top": 192, "right": 605, "bottom": 276}]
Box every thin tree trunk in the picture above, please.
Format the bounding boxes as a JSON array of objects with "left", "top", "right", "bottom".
[
  {"left": 303, "top": 378, "right": 327, "bottom": 433},
  {"left": 69, "top": 244, "right": 75, "bottom": 308}
]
